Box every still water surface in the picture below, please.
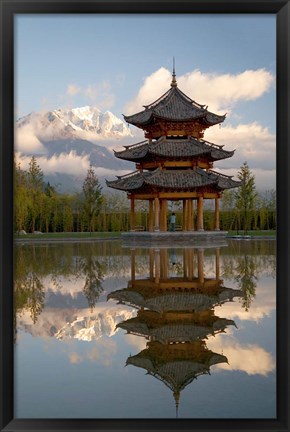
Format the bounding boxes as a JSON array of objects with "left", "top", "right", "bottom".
[{"left": 14, "top": 239, "right": 276, "bottom": 419}]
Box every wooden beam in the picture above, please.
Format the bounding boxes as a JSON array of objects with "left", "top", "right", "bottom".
[
  {"left": 129, "top": 192, "right": 220, "bottom": 200},
  {"left": 159, "top": 192, "right": 199, "bottom": 199},
  {"left": 203, "top": 192, "right": 219, "bottom": 199}
]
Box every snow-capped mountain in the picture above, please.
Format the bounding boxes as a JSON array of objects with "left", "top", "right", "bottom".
[
  {"left": 15, "top": 106, "right": 136, "bottom": 192},
  {"left": 17, "top": 304, "right": 136, "bottom": 341},
  {"left": 16, "top": 106, "right": 132, "bottom": 141}
]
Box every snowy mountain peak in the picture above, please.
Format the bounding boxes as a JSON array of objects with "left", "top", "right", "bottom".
[{"left": 16, "top": 105, "right": 132, "bottom": 142}]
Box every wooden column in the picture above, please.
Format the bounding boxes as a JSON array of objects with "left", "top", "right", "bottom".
[
  {"left": 148, "top": 199, "right": 154, "bottom": 232},
  {"left": 182, "top": 200, "right": 187, "bottom": 231},
  {"left": 159, "top": 199, "right": 168, "bottom": 232},
  {"left": 197, "top": 196, "right": 204, "bottom": 231},
  {"left": 159, "top": 199, "right": 164, "bottom": 231},
  {"left": 154, "top": 198, "right": 160, "bottom": 231},
  {"left": 187, "top": 199, "right": 194, "bottom": 231},
  {"left": 163, "top": 199, "right": 168, "bottom": 232},
  {"left": 214, "top": 198, "right": 220, "bottom": 231},
  {"left": 197, "top": 249, "right": 204, "bottom": 283},
  {"left": 188, "top": 248, "right": 194, "bottom": 280},
  {"left": 160, "top": 249, "right": 168, "bottom": 279},
  {"left": 154, "top": 249, "right": 160, "bottom": 284},
  {"left": 130, "top": 198, "right": 135, "bottom": 231}
]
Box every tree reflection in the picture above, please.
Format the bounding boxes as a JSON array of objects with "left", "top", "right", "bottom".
[
  {"left": 234, "top": 254, "right": 257, "bottom": 311},
  {"left": 14, "top": 247, "right": 46, "bottom": 339},
  {"left": 75, "top": 244, "right": 104, "bottom": 310}
]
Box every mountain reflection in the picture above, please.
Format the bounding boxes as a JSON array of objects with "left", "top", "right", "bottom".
[
  {"left": 13, "top": 239, "right": 276, "bottom": 418},
  {"left": 108, "top": 244, "right": 244, "bottom": 416},
  {"left": 14, "top": 243, "right": 105, "bottom": 338}
]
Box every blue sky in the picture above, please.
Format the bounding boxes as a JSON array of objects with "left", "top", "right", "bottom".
[{"left": 15, "top": 14, "right": 276, "bottom": 190}]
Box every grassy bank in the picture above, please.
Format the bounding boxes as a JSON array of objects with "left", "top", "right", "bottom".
[
  {"left": 15, "top": 232, "right": 121, "bottom": 240},
  {"left": 15, "top": 229, "right": 276, "bottom": 240},
  {"left": 227, "top": 230, "right": 276, "bottom": 237}
]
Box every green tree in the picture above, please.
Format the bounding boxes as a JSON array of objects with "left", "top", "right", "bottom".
[
  {"left": 27, "top": 156, "right": 44, "bottom": 190},
  {"left": 235, "top": 162, "right": 257, "bottom": 234},
  {"left": 82, "top": 165, "right": 103, "bottom": 234},
  {"left": 14, "top": 161, "right": 32, "bottom": 232},
  {"left": 27, "top": 156, "right": 44, "bottom": 232},
  {"left": 221, "top": 190, "right": 236, "bottom": 230}
]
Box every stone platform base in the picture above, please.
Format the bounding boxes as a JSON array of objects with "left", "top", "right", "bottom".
[{"left": 121, "top": 230, "right": 229, "bottom": 248}]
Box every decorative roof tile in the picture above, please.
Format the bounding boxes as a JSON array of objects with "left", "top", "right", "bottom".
[
  {"left": 107, "top": 287, "right": 243, "bottom": 313},
  {"left": 106, "top": 167, "right": 240, "bottom": 192},
  {"left": 114, "top": 137, "right": 234, "bottom": 162},
  {"left": 123, "top": 86, "right": 225, "bottom": 127}
]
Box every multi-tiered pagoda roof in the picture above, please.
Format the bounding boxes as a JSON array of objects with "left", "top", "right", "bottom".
[
  {"left": 123, "top": 81, "right": 225, "bottom": 136},
  {"left": 108, "top": 167, "right": 239, "bottom": 194},
  {"left": 114, "top": 137, "right": 234, "bottom": 163},
  {"left": 107, "top": 67, "right": 240, "bottom": 232}
]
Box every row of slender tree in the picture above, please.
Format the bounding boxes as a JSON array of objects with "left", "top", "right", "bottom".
[
  {"left": 14, "top": 156, "right": 103, "bottom": 234},
  {"left": 14, "top": 158, "right": 276, "bottom": 233}
]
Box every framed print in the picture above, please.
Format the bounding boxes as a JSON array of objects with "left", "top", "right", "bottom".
[{"left": 0, "top": 1, "right": 289, "bottom": 431}]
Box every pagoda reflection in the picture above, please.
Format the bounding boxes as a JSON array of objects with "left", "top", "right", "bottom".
[{"left": 108, "top": 245, "right": 244, "bottom": 417}]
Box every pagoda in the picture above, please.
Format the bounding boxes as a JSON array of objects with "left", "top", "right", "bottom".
[
  {"left": 107, "top": 66, "right": 240, "bottom": 232},
  {"left": 108, "top": 246, "right": 242, "bottom": 416}
]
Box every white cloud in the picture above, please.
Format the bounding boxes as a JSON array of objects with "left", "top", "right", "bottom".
[
  {"left": 93, "top": 167, "right": 129, "bottom": 179},
  {"left": 124, "top": 67, "right": 171, "bottom": 115},
  {"left": 15, "top": 151, "right": 131, "bottom": 180},
  {"left": 207, "top": 334, "right": 275, "bottom": 376},
  {"left": 178, "top": 68, "right": 274, "bottom": 113},
  {"left": 205, "top": 122, "right": 276, "bottom": 170},
  {"left": 216, "top": 276, "right": 276, "bottom": 322},
  {"left": 125, "top": 333, "right": 147, "bottom": 352},
  {"left": 122, "top": 68, "right": 276, "bottom": 191},
  {"left": 15, "top": 123, "right": 47, "bottom": 154},
  {"left": 124, "top": 67, "right": 274, "bottom": 116},
  {"left": 202, "top": 122, "right": 276, "bottom": 190},
  {"left": 15, "top": 151, "right": 90, "bottom": 176}
]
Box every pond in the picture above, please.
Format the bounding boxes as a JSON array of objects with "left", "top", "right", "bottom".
[{"left": 14, "top": 238, "right": 276, "bottom": 419}]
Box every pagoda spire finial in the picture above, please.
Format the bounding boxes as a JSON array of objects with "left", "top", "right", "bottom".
[
  {"left": 171, "top": 57, "right": 177, "bottom": 87},
  {"left": 173, "top": 390, "right": 180, "bottom": 418}
]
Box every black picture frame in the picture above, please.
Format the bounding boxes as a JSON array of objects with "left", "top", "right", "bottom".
[{"left": 0, "top": 1, "right": 289, "bottom": 431}]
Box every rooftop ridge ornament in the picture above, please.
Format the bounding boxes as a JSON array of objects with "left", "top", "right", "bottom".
[{"left": 171, "top": 57, "right": 178, "bottom": 87}]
